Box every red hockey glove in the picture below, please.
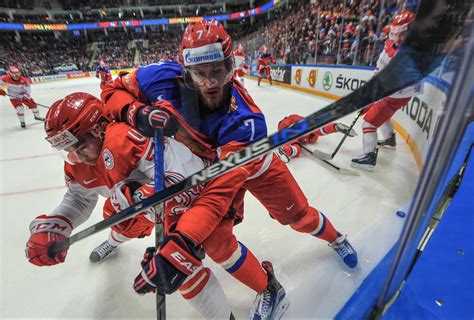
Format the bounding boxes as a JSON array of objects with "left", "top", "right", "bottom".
[
  {"left": 105, "top": 183, "right": 158, "bottom": 238},
  {"left": 133, "top": 227, "right": 204, "bottom": 295},
  {"left": 281, "top": 144, "right": 302, "bottom": 159},
  {"left": 127, "top": 101, "right": 177, "bottom": 137},
  {"left": 110, "top": 182, "right": 156, "bottom": 213},
  {"left": 0, "top": 89, "right": 6, "bottom": 96},
  {"left": 26, "top": 215, "right": 72, "bottom": 267}
]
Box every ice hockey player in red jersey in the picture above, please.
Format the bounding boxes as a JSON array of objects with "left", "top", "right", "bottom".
[
  {"left": 277, "top": 114, "right": 357, "bottom": 162},
  {"left": 233, "top": 43, "right": 249, "bottom": 87},
  {"left": 351, "top": 11, "right": 419, "bottom": 171},
  {"left": 28, "top": 92, "right": 283, "bottom": 319},
  {"left": 0, "top": 66, "right": 44, "bottom": 128},
  {"left": 25, "top": 93, "right": 157, "bottom": 266},
  {"left": 102, "top": 20, "right": 358, "bottom": 320},
  {"left": 257, "top": 46, "right": 276, "bottom": 86}
]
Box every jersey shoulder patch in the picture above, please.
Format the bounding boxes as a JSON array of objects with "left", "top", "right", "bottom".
[{"left": 103, "top": 123, "right": 151, "bottom": 172}]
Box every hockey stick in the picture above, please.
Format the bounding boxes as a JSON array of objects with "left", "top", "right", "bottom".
[
  {"left": 153, "top": 129, "right": 166, "bottom": 320},
  {"left": 299, "top": 143, "right": 360, "bottom": 176},
  {"left": 48, "top": 31, "right": 449, "bottom": 257},
  {"left": 3, "top": 92, "right": 51, "bottom": 109},
  {"left": 308, "top": 109, "right": 364, "bottom": 161},
  {"left": 331, "top": 110, "right": 364, "bottom": 159}
]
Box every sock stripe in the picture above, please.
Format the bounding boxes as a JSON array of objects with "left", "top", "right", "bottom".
[
  {"left": 311, "top": 211, "right": 327, "bottom": 237},
  {"left": 363, "top": 127, "right": 377, "bottom": 133},
  {"left": 225, "top": 241, "right": 247, "bottom": 274}
]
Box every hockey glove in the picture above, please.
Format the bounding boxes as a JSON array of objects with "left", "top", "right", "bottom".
[
  {"left": 133, "top": 227, "right": 205, "bottom": 295},
  {"left": 105, "top": 183, "right": 157, "bottom": 238},
  {"left": 26, "top": 215, "right": 72, "bottom": 267},
  {"left": 127, "top": 101, "right": 177, "bottom": 137},
  {"left": 0, "top": 89, "right": 6, "bottom": 96}
]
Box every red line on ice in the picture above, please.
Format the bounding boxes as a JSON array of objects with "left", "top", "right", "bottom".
[
  {"left": 0, "top": 153, "right": 56, "bottom": 162},
  {"left": 0, "top": 185, "right": 66, "bottom": 196}
]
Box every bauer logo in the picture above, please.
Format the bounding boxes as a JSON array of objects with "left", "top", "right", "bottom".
[
  {"left": 102, "top": 149, "right": 115, "bottom": 170},
  {"left": 322, "top": 71, "right": 333, "bottom": 91},
  {"left": 183, "top": 43, "right": 224, "bottom": 66}
]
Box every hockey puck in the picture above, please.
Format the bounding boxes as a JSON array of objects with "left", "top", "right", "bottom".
[{"left": 396, "top": 211, "right": 406, "bottom": 218}]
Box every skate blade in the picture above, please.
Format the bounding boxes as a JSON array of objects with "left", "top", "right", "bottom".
[
  {"left": 350, "top": 162, "right": 374, "bottom": 172},
  {"left": 377, "top": 145, "right": 396, "bottom": 150},
  {"left": 274, "top": 295, "right": 290, "bottom": 320}
]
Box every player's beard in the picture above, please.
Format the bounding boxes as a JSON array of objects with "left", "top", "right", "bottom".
[{"left": 198, "top": 82, "right": 232, "bottom": 112}]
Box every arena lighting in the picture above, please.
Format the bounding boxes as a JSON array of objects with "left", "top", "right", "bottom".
[{"left": 0, "top": 0, "right": 277, "bottom": 31}]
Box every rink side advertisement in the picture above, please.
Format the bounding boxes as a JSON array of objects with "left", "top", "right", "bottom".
[
  {"left": 290, "top": 65, "right": 374, "bottom": 98},
  {"left": 248, "top": 64, "right": 449, "bottom": 170}
]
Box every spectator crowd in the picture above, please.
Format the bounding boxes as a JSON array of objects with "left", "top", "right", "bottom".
[{"left": 0, "top": 0, "right": 409, "bottom": 77}]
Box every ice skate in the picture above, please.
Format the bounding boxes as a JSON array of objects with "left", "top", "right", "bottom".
[
  {"left": 329, "top": 233, "right": 358, "bottom": 269},
  {"left": 89, "top": 240, "right": 118, "bottom": 263},
  {"left": 34, "top": 116, "right": 45, "bottom": 121},
  {"left": 249, "top": 261, "right": 290, "bottom": 320},
  {"left": 20, "top": 122, "right": 26, "bottom": 129},
  {"left": 335, "top": 123, "right": 357, "bottom": 137},
  {"left": 378, "top": 132, "right": 396, "bottom": 149},
  {"left": 351, "top": 151, "right": 378, "bottom": 171}
]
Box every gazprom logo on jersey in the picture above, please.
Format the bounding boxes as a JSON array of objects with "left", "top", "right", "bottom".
[{"left": 183, "top": 43, "right": 224, "bottom": 66}]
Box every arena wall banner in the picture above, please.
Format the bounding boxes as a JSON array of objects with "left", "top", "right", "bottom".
[
  {"left": 248, "top": 64, "right": 259, "bottom": 78},
  {"left": 391, "top": 76, "right": 448, "bottom": 169},
  {"left": 270, "top": 66, "right": 292, "bottom": 84},
  {"left": 290, "top": 65, "right": 374, "bottom": 98},
  {"left": 66, "top": 72, "right": 92, "bottom": 79},
  {"left": 247, "top": 63, "right": 450, "bottom": 171},
  {"left": 31, "top": 74, "right": 68, "bottom": 83}
]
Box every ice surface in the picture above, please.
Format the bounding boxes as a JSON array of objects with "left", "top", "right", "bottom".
[{"left": 0, "top": 77, "right": 418, "bottom": 319}]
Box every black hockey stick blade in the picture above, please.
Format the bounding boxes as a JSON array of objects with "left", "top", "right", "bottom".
[
  {"left": 48, "top": 1, "right": 466, "bottom": 256},
  {"left": 299, "top": 144, "right": 360, "bottom": 176}
]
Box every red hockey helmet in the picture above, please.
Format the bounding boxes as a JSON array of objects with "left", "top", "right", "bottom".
[
  {"left": 44, "top": 92, "right": 111, "bottom": 164},
  {"left": 8, "top": 66, "right": 21, "bottom": 80},
  {"left": 390, "top": 11, "right": 415, "bottom": 34},
  {"left": 179, "top": 19, "right": 233, "bottom": 66},
  {"left": 179, "top": 20, "right": 234, "bottom": 89}
]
